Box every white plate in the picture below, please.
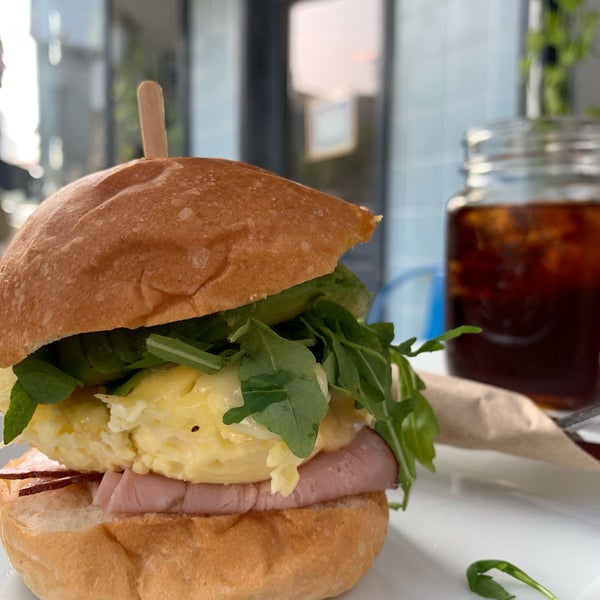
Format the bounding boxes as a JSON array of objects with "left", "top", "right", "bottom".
[
  {"left": 345, "top": 446, "right": 600, "bottom": 600},
  {"left": 1, "top": 444, "right": 600, "bottom": 600}
]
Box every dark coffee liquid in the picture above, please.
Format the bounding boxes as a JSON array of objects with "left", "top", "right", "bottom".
[{"left": 446, "top": 201, "right": 600, "bottom": 410}]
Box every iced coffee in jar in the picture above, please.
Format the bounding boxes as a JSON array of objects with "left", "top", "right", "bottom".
[{"left": 445, "top": 118, "right": 600, "bottom": 411}]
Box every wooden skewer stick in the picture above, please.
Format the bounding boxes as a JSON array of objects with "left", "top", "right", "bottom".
[{"left": 137, "top": 80, "right": 168, "bottom": 158}]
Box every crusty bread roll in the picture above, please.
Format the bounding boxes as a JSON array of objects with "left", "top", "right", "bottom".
[
  {"left": 0, "top": 157, "right": 387, "bottom": 598},
  {"left": 0, "top": 465, "right": 389, "bottom": 600},
  {"left": 0, "top": 157, "right": 378, "bottom": 367}
]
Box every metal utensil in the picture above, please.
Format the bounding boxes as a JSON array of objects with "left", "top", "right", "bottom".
[{"left": 555, "top": 403, "right": 600, "bottom": 432}]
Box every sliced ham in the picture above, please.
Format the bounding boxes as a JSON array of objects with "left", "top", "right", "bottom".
[{"left": 94, "top": 427, "right": 397, "bottom": 515}]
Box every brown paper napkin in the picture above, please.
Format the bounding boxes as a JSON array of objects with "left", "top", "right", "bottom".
[{"left": 418, "top": 370, "right": 600, "bottom": 471}]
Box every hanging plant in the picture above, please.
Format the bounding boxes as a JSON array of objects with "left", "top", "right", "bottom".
[{"left": 521, "top": 0, "right": 598, "bottom": 115}]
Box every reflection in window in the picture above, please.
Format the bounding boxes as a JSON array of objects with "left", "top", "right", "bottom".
[
  {"left": 288, "top": 0, "right": 383, "bottom": 209},
  {"left": 31, "top": 0, "right": 106, "bottom": 193},
  {"left": 287, "top": 0, "right": 385, "bottom": 292},
  {"left": 28, "top": 0, "right": 188, "bottom": 195},
  {"left": 110, "top": 0, "right": 187, "bottom": 163}
]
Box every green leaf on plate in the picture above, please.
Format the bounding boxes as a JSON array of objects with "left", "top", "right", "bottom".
[{"left": 467, "top": 560, "right": 560, "bottom": 600}]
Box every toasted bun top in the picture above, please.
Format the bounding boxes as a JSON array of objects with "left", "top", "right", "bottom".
[{"left": 0, "top": 157, "right": 378, "bottom": 366}]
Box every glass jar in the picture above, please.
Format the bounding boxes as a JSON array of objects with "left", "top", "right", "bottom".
[{"left": 445, "top": 117, "right": 600, "bottom": 410}]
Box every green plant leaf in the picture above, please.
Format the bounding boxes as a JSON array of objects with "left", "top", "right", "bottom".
[
  {"left": 520, "top": 0, "right": 599, "bottom": 115},
  {"left": 526, "top": 30, "right": 546, "bottom": 54},
  {"left": 3, "top": 382, "right": 38, "bottom": 444},
  {"left": 12, "top": 356, "right": 82, "bottom": 406},
  {"left": 298, "top": 301, "right": 440, "bottom": 506},
  {"left": 145, "top": 334, "right": 225, "bottom": 374},
  {"left": 556, "top": 0, "right": 584, "bottom": 12},
  {"left": 396, "top": 325, "right": 481, "bottom": 357},
  {"left": 224, "top": 319, "right": 328, "bottom": 458},
  {"left": 391, "top": 349, "right": 438, "bottom": 472},
  {"left": 3, "top": 356, "right": 83, "bottom": 443},
  {"left": 467, "top": 560, "right": 560, "bottom": 600}
]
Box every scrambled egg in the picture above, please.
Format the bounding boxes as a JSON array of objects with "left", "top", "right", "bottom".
[{"left": 0, "top": 364, "right": 368, "bottom": 496}]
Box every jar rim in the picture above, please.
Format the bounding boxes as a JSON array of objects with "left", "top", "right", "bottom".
[
  {"left": 464, "top": 117, "right": 600, "bottom": 168},
  {"left": 466, "top": 117, "right": 600, "bottom": 146}
]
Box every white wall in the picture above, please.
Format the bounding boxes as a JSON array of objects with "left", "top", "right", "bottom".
[{"left": 383, "top": 0, "right": 526, "bottom": 340}]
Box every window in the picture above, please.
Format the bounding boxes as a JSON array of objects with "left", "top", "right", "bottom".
[{"left": 242, "top": 0, "right": 388, "bottom": 292}]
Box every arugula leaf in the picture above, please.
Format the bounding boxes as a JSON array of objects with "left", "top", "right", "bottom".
[
  {"left": 396, "top": 325, "right": 481, "bottom": 357},
  {"left": 108, "top": 368, "right": 152, "bottom": 397},
  {"left": 57, "top": 332, "right": 135, "bottom": 384},
  {"left": 374, "top": 397, "right": 421, "bottom": 505},
  {"left": 13, "top": 356, "right": 82, "bottom": 405},
  {"left": 226, "top": 372, "right": 289, "bottom": 421},
  {"left": 299, "top": 301, "right": 438, "bottom": 506},
  {"left": 108, "top": 329, "right": 144, "bottom": 364},
  {"left": 224, "top": 319, "right": 329, "bottom": 458},
  {"left": 83, "top": 332, "right": 132, "bottom": 374},
  {"left": 192, "top": 264, "right": 371, "bottom": 342},
  {"left": 145, "top": 334, "right": 225, "bottom": 374},
  {"left": 383, "top": 326, "right": 481, "bottom": 504},
  {"left": 302, "top": 302, "right": 393, "bottom": 411},
  {"left": 467, "top": 560, "right": 559, "bottom": 600},
  {"left": 3, "top": 382, "right": 38, "bottom": 444},
  {"left": 45, "top": 265, "right": 368, "bottom": 389},
  {"left": 391, "top": 348, "right": 438, "bottom": 473},
  {"left": 4, "top": 356, "right": 82, "bottom": 443},
  {"left": 122, "top": 351, "right": 166, "bottom": 372}
]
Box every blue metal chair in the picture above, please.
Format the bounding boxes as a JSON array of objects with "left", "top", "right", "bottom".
[{"left": 367, "top": 263, "right": 445, "bottom": 339}]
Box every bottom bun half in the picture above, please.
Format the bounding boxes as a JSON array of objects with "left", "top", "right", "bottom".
[{"left": 0, "top": 458, "right": 389, "bottom": 600}]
